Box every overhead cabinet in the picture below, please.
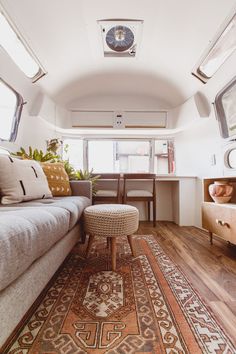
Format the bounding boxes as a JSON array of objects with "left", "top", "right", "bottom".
[{"left": 71, "top": 110, "right": 167, "bottom": 128}]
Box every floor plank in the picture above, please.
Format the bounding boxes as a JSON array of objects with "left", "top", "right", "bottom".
[{"left": 138, "top": 221, "right": 236, "bottom": 345}]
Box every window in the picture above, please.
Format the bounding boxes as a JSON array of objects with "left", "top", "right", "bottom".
[
  {"left": 63, "top": 139, "right": 84, "bottom": 170},
  {"left": 192, "top": 12, "right": 236, "bottom": 83},
  {"left": 0, "top": 11, "right": 45, "bottom": 82},
  {"left": 154, "top": 140, "right": 175, "bottom": 174},
  {"left": 87, "top": 140, "right": 150, "bottom": 173},
  {"left": 0, "top": 79, "right": 23, "bottom": 141},
  {"left": 116, "top": 141, "right": 150, "bottom": 173},
  {"left": 215, "top": 76, "right": 236, "bottom": 138},
  {"left": 88, "top": 140, "right": 114, "bottom": 172},
  {"left": 63, "top": 138, "right": 175, "bottom": 174}
]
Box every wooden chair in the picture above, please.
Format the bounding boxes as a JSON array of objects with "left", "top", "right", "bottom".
[
  {"left": 92, "top": 173, "right": 121, "bottom": 204},
  {"left": 123, "top": 173, "right": 156, "bottom": 227}
]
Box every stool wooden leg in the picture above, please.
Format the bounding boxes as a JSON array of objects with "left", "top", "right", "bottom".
[
  {"left": 107, "top": 237, "right": 111, "bottom": 250},
  {"left": 111, "top": 238, "right": 117, "bottom": 271},
  {"left": 127, "top": 235, "right": 136, "bottom": 257},
  {"left": 86, "top": 234, "right": 95, "bottom": 258}
]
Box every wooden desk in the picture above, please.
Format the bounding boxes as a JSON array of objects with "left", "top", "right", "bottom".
[
  {"left": 155, "top": 176, "right": 197, "bottom": 226},
  {"left": 95, "top": 175, "right": 197, "bottom": 226}
]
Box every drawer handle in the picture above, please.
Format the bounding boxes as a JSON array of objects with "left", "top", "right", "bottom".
[{"left": 215, "top": 219, "right": 230, "bottom": 228}]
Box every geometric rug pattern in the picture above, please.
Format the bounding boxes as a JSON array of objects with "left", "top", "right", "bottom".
[{"left": 5, "top": 235, "right": 235, "bottom": 353}]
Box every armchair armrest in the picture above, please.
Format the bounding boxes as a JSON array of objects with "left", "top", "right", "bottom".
[{"left": 70, "top": 180, "right": 92, "bottom": 200}]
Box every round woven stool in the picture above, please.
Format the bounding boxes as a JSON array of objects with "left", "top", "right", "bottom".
[{"left": 84, "top": 204, "right": 139, "bottom": 270}]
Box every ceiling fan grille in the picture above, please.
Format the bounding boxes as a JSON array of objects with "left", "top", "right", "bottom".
[
  {"left": 98, "top": 19, "right": 143, "bottom": 58},
  {"left": 105, "top": 25, "right": 134, "bottom": 52}
]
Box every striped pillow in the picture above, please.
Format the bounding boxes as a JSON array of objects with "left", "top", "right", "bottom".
[
  {"left": 41, "top": 162, "right": 71, "bottom": 196},
  {"left": 0, "top": 155, "right": 52, "bottom": 204}
]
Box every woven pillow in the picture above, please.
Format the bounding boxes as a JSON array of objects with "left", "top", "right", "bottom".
[
  {"left": 41, "top": 162, "right": 71, "bottom": 196},
  {"left": 0, "top": 155, "right": 52, "bottom": 204}
]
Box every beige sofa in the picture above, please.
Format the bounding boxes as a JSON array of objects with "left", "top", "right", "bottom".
[{"left": 0, "top": 180, "right": 92, "bottom": 347}]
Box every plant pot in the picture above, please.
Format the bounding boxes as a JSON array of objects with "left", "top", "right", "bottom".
[{"left": 208, "top": 180, "right": 234, "bottom": 204}]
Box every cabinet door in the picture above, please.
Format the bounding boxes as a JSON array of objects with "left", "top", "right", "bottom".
[
  {"left": 202, "top": 203, "right": 231, "bottom": 241},
  {"left": 229, "top": 209, "right": 236, "bottom": 245}
]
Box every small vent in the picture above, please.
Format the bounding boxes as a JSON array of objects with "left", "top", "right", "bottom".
[{"left": 98, "top": 19, "right": 143, "bottom": 57}]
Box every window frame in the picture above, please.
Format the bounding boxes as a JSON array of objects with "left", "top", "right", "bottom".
[
  {"left": 62, "top": 137, "right": 175, "bottom": 175},
  {"left": 215, "top": 76, "right": 236, "bottom": 138},
  {"left": 0, "top": 78, "right": 24, "bottom": 142},
  {"left": 86, "top": 138, "right": 152, "bottom": 173},
  {"left": 192, "top": 11, "right": 236, "bottom": 83},
  {"left": 0, "top": 10, "right": 46, "bottom": 82}
]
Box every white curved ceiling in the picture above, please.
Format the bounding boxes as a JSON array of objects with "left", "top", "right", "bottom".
[{"left": 0, "top": 0, "right": 235, "bottom": 108}]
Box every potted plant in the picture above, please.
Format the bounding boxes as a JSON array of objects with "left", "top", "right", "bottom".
[{"left": 12, "top": 144, "right": 100, "bottom": 196}]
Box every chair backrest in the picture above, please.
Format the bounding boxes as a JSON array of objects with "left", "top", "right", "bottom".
[
  {"left": 96, "top": 173, "right": 121, "bottom": 180},
  {"left": 123, "top": 173, "right": 156, "bottom": 180},
  {"left": 123, "top": 173, "right": 157, "bottom": 226},
  {"left": 123, "top": 173, "right": 156, "bottom": 197}
]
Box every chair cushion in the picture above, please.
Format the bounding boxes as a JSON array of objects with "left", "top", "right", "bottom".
[
  {"left": 96, "top": 190, "right": 117, "bottom": 197},
  {"left": 41, "top": 162, "right": 71, "bottom": 196},
  {"left": 127, "top": 189, "right": 153, "bottom": 197},
  {"left": 0, "top": 155, "right": 52, "bottom": 204}
]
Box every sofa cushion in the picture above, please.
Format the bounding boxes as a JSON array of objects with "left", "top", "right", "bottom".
[
  {"left": 0, "top": 155, "right": 52, "bottom": 204},
  {"left": 41, "top": 162, "right": 72, "bottom": 196},
  {"left": 0, "top": 206, "right": 70, "bottom": 291},
  {"left": 0, "top": 196, "right": 91, "bottom": 230},
  {"left": 52, "top": 196, "right": 91, "bottom": 228}
]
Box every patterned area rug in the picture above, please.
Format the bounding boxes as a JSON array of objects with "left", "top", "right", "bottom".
[{"left": 4, "top": 235, "right": 235, "bottom": 353}]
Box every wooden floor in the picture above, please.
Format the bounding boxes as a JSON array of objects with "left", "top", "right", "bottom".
[{"left": 138, "top": 221, "right": 236, "bottom": 346}]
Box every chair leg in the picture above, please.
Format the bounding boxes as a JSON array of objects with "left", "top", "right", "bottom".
[
  {"left": 209, "top": 231, "right": 213, "bottom": 245},
  {"left": 127, "top": 235, "right": 136, "bottom": 257},
  {"left": 153, "top": 200, "right": 156, "bottom": 227},
  {"left": 86, "top": 234, "right": 95, "bottom": 258},
  {"left": 147, "top": 202, "right": 150, "bottom": 221},
  {"left": 111, "top": 237, "right": 117, "bottom": 271}
]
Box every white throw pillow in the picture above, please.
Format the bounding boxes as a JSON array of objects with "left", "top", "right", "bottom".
[{"left": 0, "top": 155, "right": 52, "bottom": 204}]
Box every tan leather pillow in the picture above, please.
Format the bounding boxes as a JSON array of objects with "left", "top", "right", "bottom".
[{"left": 41, "top": 162, "right": 72, "bottom": 196}]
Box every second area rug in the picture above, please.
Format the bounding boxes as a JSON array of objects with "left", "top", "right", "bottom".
[{"left": 5, "top": 235, "right": 235, "bottom": 353}]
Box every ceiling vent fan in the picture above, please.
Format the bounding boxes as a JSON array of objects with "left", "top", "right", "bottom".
[{"left": 98, "top": 19, "right": 143, "bottom": 57}]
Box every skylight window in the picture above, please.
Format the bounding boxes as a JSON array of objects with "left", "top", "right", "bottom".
[
  {"left": 0, "top": 11, "right": 45, "bottom": 82},
  {"left": 192, "top": 12, "right": 236, "bottom": 83}
]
